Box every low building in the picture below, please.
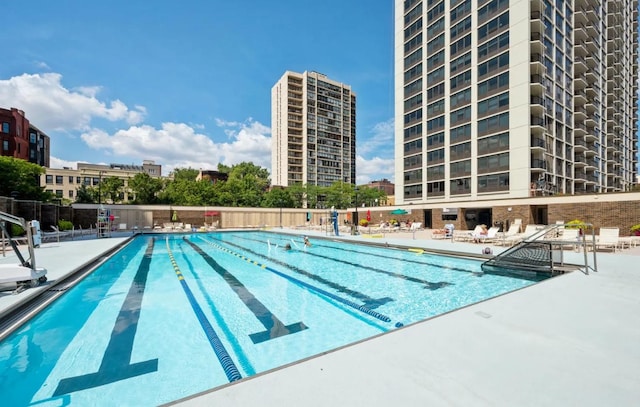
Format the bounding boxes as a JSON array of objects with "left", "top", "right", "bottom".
[
  {"left": 42, "top": 161, "right": 162, "bottom": 202},
  {"left": 1, "top": 107, "right": 50, "bottom": 167}
]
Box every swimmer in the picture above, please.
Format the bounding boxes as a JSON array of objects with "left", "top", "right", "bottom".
[
  {"left": 284, "top": 243, "right": 292, "bottom": 250},
  {"left": 303, "top": 236, "right": 312, "bottom": 247}
]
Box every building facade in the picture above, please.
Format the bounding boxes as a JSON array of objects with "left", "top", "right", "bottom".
[
  {"left": 395, "top": 0, "right": 638, "bottom": 205},
  {"left": 271, "top": 71, "right": 357, "bottom": 188},
  {"left": 41, "top": 160, "right": 162, "bottom": 202},
  {"left": 1, "top": 107, "right": 50, "bottom": 167}
]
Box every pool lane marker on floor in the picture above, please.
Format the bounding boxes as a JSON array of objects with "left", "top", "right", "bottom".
[
  {"left": 165, "top": 237, "right": 242, "bottom": 383},
  {"left": 216, "top": 234, "right": 394, "bottom": 310},
  {"left": 182, "top": 238, "right": 308, "bottom": 344},
  {"left": 54, "top": 239, "right": 159, "bottom": 396},
  {"left": 196, "top": 236, "right": 395, "bottom": 325}
]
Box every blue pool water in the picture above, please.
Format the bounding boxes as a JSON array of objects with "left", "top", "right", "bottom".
[{"left": 0, "top": 232, "right": 546, "bottom": 405}]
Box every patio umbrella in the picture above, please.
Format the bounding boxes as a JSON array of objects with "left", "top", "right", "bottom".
[
  {"left": 172, "top": 210, "right": 178, "bottom": 222},
  {"left": 366, "top": 210, "right": 371, "bottom": 222},
  {"left": 390, "top": 208, "right": 409, "bottom": 215}
]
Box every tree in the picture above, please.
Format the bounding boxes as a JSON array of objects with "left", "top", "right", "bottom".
[
  {"left": 101, "top": 176, "right": 124, "bottom": 203},
  {"left": 0, "top": 156, "right": 51, "bottom": 201},
  {"left": 171, "top": 168, "right": 199, "bottom": 182},
  {"left": 128, "top": 172, "right": 163, "bottom": 204},
  {"left": 324, "top": 181, "right": 354, "bottom": 209},
  {"left": 216, "top": 162, "right": 271, "bottom": 207},
  {"left": 75, "top": 184, "right": 97, "bottom": 203}
]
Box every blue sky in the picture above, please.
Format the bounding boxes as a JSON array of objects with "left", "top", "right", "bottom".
[{"left": 0, "top": 0, "right": 396, "bottom": 183}]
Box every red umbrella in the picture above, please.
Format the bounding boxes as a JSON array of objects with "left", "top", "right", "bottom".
[{"left": 366, "top": 210, "right": 371, "bottom": 222}]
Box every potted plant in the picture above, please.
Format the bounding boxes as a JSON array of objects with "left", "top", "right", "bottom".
[
  {"left": 359, "top": 219, "right": 369, "bottom": 227},
  {"left": 631, "top": 224, "right": 640, "bottom": 236},
  {"left": 565, "top": 219, "right": 585, "bottom": 229}
]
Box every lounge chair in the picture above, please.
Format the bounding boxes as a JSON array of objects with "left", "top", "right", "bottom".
[
  {"left": 474, "top": 227, "right": 500, "bottom": 243},
  {"left": 41, "top": 226, "right": 72, "bottom": 243},
  {"left": 595, "top": 227, "right": 619, "bottom": 252}
]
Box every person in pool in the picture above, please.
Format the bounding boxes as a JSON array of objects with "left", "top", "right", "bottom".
[
  {"left": 283, "top": 243, "right": 292, "bottom": 250},
  {"left": 303, "top": 236, "right": 312, "bottom": 247}
]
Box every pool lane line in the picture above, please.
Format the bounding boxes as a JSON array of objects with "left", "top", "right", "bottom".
[
  {"left": 165, "top": 237, "right": 242, "bottom": 383},
  {"left": 233, "top": 234, "right": 452, "bottom": 290},
  {"left": 195, "top": 236, "right": 395, "bottom": 325},
  {"left": 247, "top": 232, "right": 476, "bottom": 274},
  {"left": 54, "top": 239, "right": 159, "bottom": 396},
  {"left": 172, "top": 240, "right": 256, "bottom": 375},
  {"left": 182, "top": 238, "right": 308, "bottom": 344},
  {"left": 210, "top": 235, "right": 393, "bottom": 310}
]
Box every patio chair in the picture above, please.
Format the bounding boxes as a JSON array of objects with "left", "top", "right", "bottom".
[
  {"left": 474, "top": 227, "right": 500, "bottom": 243},
  {"left": 595, "top": 227, "right": 620, "bottom": 252}
]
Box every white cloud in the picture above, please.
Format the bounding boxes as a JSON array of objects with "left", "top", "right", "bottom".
[
  {"left": 35, "top": 61, "right": 51, "bottom": 70},
  {"left": 49, "top": 156, "right": 87, "bottom": 169},
  {"left": 358, "top": 118, "right": 394, "bottom": 156},
  {"left": 356, "top": 155, "right": 395, "bottom": 185},
  {"left": 80, "top": 119, "right": 272, "bottom": 176},
  {"left": 0, "top": 73, "right": 146, "bottom": 131}
]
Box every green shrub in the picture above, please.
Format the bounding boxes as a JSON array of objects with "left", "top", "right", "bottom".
[
  {"left": 11, "top": 224, "right": 25, "bottom": 236},
  {"left": 58, "top": 219, "right": 74, "bottom": 231},
  {"left": 631, "top": 224, "right": 640, "bottom": 233}
]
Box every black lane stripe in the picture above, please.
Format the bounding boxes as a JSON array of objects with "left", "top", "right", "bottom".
[
  {"left": 231, "top": 234, "right": 453, "bottom": 290},
  {"left": 208, "top": 235, "right": 394, "bottom": 309},
  {"left": 54, "top": 239, "right": 157, "bottom": 396},
  {"left": 183, "top": 238, "right": 307, "bottom": 344}
]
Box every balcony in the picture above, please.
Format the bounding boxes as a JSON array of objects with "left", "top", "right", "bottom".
[
  {"left": 530, "top": 74, "right": 545, "bottom": 95},
  {"left": 531, "top": 135, "right": 546, "bottom": 150},
  {"left": 531, "top": 159, "right": 547, "bottom": 171}
]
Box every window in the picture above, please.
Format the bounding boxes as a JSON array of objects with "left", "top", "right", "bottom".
[
  {"left": 450, "top": 16, "right": 471, "bottom": 40},
  {"left": 450, "top": 142, "right": 471, "bottom": 160},
  {"left": 76, "top": 177, "right": 81, "bottom": 184},
  {"left": 427, "top": 181, "right": 445, "bottom": 195},
  {"left": 92, "top": 178, "right": 100, "bottom": 185},
  {"left": 450, "top": 70, "right": 471, "bottom": 91},
  {"left": 404, "top": 108, "right": 423, "bottom": 124},
  {"left": 426, "top": 66, "right": 444, "bottom": 84},
  {"left": 427, "top": 132, "right": 445, "bottom": 148},
  {"left": 477, "top": 172, "right": 509, "bottom": 192},
  {"left": 404, "top": 2, "right": 422, "bottom": 24},
  {"left": 404, "top": 93, "right": 423, "bottom": 110},
  {"left": 404, "top": 78, "right": 422, "bottom": 97},
  {"left": 404, "top": 48, "right": 422, "bottom": 70},
  {"left": 450, "top": 106, "right": 471, "bottom": 125},
  {"left": 450, "top": 34, "right": 471, "bottom": 57},
  {"left": 55, "top": 175, "right": 63, "bottom": 184},
  {"left": 404, "top": 169, "right": 423, "bottom": 182},
  {"left": 478, "top": 92, "right": 509, "bottom": 117},
  {"left": 68, "top": 190, "right": 74, "bottom": 198},
  {"left": 450, "top": 88, "right": 471, "bottom": 109},
  {"left": 404, "top": 154, "right": 422, "bottom": 168},
  {"left": 477, "top": 132, "right": 509, "bottom": 155},
  {"left": 477, "top": 152, "right": 509, "bottom": 173},
  {"left": 478, "top": 112, "right": 509, "bottom": 136},
  {"left": 46, "top": 175, "right": 53, "bottom": 184},
  {"left": 426, "top": 115, "right": 445, "bottom": 132},
  {"left": 404, "top": 63, "right": 423, "bottom": 82},
  {"left": 55, "top": 190, "right": 63, "bottom": 198},
  {"left": 404, "top": 17, "right": 423, "bottom": 40},
  {"left": 404, "top": 123, "right": 422, "bottom": 139},
  {"left": 478, "top": 52, "right": 509, "bottom": 80},
  {"left": 426, "top": 1, "right": 444, "bottom": 23},
  {"left": 478, "top": 0, "right": 509, "bottom": 24},
  {"left": 69, "top": 176, "right": 74, "bottom": 183},
  {"left": 450, "top": 177, "right": 471, "bottom": 194},
  {"left": 450, "top": 124, "right": 471, "bottom": 143},
  {"left": 2, "top": 140, "right": 8, "bottom": 151},
  {"left": 426, "top": 148, "right": 445, "bottom": 163},
  {"left": 30, "top": 133, "right": 37, "bottom": 143},
  {"left": 478, "top": 31, "right": 509, "bottom": 61},
  {"left": 478, "top": 71, "right": 509, "bottom": 98},
  {"left": 478, "top": 12, "right": 509, "bottom": 41},
  {"left": 426, "top": 33, "right": 445, "bottom": 54},
  {"left": 1, "top": 123, "right": 8, "bottom": 133},
  {"left": 427, "top": 50, "right": 445, "bottom": 70},
  {"left": 450, "top": 160, "right": 471, "bottom": 177},
  {"left": 450, "top": 0, "right": 471, "bottom": 22},
  {"left": 426, "top": 17, "right": 445, "bottom": 37},
  {"left": 450, "top": 52, "right": 471, "bottom": 75},
  {"left": 404, "top": 138, "right": 423, "bottom": 154},
  {"left": 427, "top": 99, "right": 445, "bottom": 116},
  {"left": 404, "top": 33, "right": 422, "bottom": 53},
  {"left": 427, "top": 164, "right": 445, "bottom": 180},
  {"left": 427, "top": 83, "right": 445, "bottom": 100}
]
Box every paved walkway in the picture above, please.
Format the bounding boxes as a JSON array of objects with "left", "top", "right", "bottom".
[{"left": 1, "top": 230, "right": 639, "bottom": 406}]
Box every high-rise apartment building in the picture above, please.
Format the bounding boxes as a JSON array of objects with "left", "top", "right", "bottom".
[
  {"left": 272, "top": 71, "right": 356, "bottom": 188},
  {"left": 395, "top": 0, "right": 638, "bottom": 205}
]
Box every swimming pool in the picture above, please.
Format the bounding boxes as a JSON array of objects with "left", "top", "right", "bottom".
[{"left": 0, "top": 231, "right": 547, "bottom": 405}]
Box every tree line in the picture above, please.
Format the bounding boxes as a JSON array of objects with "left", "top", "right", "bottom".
[{"left": 1, "top": 157, "right": 387, "bottom": 209}]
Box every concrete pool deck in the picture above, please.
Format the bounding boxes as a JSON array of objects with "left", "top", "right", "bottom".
[{"left": 1, "top": 230, "right": 639, "bottom": 406}]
